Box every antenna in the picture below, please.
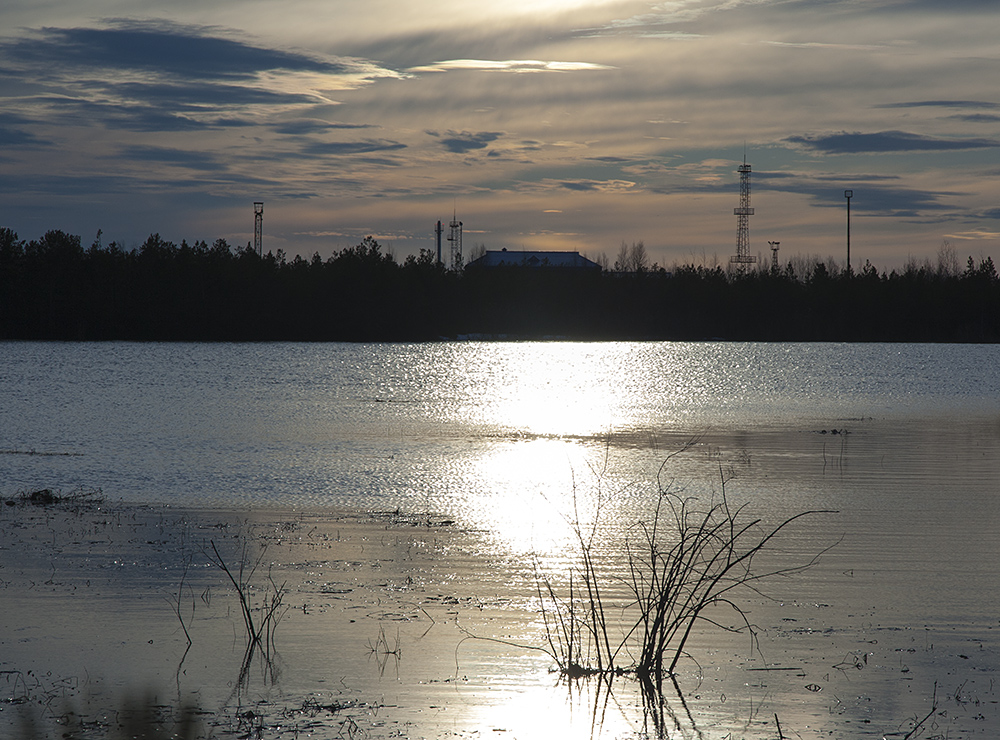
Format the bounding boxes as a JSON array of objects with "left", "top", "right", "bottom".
[
  {"left": 447, "top": 208, "right": 463, "bottom": 269},
  {"left": 769, "top": 241, "right": 780, "bottom": 273},
  {"left": 253, "top": 202, "right": 263, "bottom": 256},
  {"left": 730, "top": 154, "right": 756, "bottom": 271}
]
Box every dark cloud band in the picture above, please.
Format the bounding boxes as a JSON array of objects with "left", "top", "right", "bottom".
[{"left": 786, "top": 130, "right": 1000, "bottom": 154}]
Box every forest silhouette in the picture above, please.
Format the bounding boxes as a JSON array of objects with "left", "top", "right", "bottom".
[{"left": 1, "top": 228, "right": 997, "bottom": 342}]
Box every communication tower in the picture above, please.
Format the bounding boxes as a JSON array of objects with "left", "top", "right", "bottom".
[
  {"left": 447, "top": 212, "right": 463, "bottom": 269},
  {"left": 730, "top": 157, "right": 756, "bottom": 270},
  {"left": 769, "top": 241, "right": 780, "bottom": 273},
  {"left": 253, "top": 202, "right": 263, "bottom": 256}
]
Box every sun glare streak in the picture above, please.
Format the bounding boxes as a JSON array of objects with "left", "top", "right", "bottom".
[
  {"left": 465, "top": 675, "right": 642, "bottom": 740},
  {"left": 468, "top": 439, "right": 593, "bottom": 557},
  {"left": 476, "top": 344, "right": 626, "bottom": 440}
]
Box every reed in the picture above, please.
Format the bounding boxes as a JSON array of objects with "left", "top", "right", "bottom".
[
  {"left": 205, "top": 539, "right": 288, "bottom": 686},
  {"left": 535, "top": 457, "right": 834, "bottom": 686}
]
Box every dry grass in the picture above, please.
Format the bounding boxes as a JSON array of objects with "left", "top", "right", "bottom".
[{"left": 534, "top": 451, "right": 836, "bottom": 687}]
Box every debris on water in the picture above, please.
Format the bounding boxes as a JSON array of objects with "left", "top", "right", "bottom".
[{"left": 7, "top": 486, "right": 105, "bottom": 508}]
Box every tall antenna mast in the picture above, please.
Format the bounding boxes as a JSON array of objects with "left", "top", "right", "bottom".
[
  {"left": 447, "top": 209, "right": 463, "bottom": 269},
  {"left": 253, "top": 202, "right": 263, "bottom": 257},
  {"left": 730, "top": 154, "right": 756, "bottom": 271},
  {"left": 769, "top": 241, "right": 780, "bottom": 273}
]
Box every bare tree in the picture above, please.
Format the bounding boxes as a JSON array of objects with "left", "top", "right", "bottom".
[
  {"left": 614, "top": 241, "right": 630, "bottom": 272},
  {"left": 467, "top": 242, "right": 487, "bottom": 262},
  {"left": 628, "top": 241, "right": 649, "bottom": 273},
  {"left": 614, "top": 240, "right": 649, "bottom": 273},
  {"left": 937, "top": 240, "right": 959, "bottom": 277}
]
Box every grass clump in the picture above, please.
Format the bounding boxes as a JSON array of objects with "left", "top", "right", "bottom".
[
  {"left": 535, "top": 451, "right": 835, "bottom": 687},
  {"left": 4, "top": 487, "right": 104, "bottom": 508},
  {"left": 205, "top": 539, "right": 288, "bottom": 686}
]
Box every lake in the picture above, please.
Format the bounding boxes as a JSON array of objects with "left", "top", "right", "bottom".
[{"left": 2, "top": 341, "right": 999, "bottom": 738}]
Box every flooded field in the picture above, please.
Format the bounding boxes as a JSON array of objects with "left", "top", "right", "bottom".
[
  {"left": 2, "top": 341, "right": 999, "bottom": 738},
  {"left": 2, "top": 477, "right": 997, "bottom": 739}
]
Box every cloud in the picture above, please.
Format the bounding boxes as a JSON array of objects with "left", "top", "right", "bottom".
[
  {"left": 873, "top": 0, "right": 1000, "bottom": 12},
  {"left": 751, "top": 170, "right": 956, "bottom": 217},
  {"left": 409, "top": 59, "right": 613, "bottom": 74},
  {"left": 0, "top": 113, "right": 50, "bottom": 147},
  {"left": 573, "top": 1, "right": 714, "bottom": 37},
  {"left": 426, "top": 130, "right": 503, "bottom": 154},
  {"left": 587, "top": 155, "right": 633, "bottom": 163},
  {"left": 112, "top": 81, "right": 319, "bottom": 108},
  {"left": 876, "top": 100, "right": 1000, "bottom": 110},
  {"left": 763, "top": 40, "right": 887, "bottom": 51},
  {"left": 944, "top": 230, "right": 1000, "bottom": 240},
  {"left": 301, "top": 139, "right": 407, "bottom": 156},
  {"left": 29, "top": 97, "right": 254, "bottom": 132},
  {"left": 272, "top": 119, "right": 376, "bottom": 135},
  {"left": 116, "top": 145, "right": 227, "bottom": 171},
  {"left": 4, "top": 20, "right": 350, "bottom": 80},
  {"left": 785, "top": 130, "right": 1000, "bottom": 154},
  {"left": 557, "top": 179, "right": 636, "bottom": 193},
  {"left": 949, "top": 113, "right": 1000, "bottom": 123},
  {"left": 0, "top": 172, "right": 141, "bottom": 196},
  {"left": 0, "top": 18, "right": 411, "bottom": 150}
]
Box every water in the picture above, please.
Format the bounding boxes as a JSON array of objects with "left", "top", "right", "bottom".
[
  {"left": 2, "top": 341, "right": 999, "bottom": 737},
  {"left": 2, "top": 341, "right": 998, "bottom": 550},
  {"left": 2, "top": 341, "right": 996, "bottom": 502}
]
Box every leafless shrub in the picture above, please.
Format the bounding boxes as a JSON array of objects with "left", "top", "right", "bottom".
[{"left": 535, "top": 449, "right": 835, "bottom": 687}]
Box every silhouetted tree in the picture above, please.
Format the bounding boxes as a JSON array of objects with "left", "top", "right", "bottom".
[{"left": 1, "top": 226, "right": 997, "bottom": 342}]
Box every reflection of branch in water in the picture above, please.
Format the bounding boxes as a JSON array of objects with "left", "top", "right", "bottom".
[
  {"left": 168, "top": 555, "right": 196, "bottom": 699},
  {"left": 640, "top": 675, "right": 705, "bottom": 740},
  {"left": 558, "top": 672, "right": 710, "bottom": 740},
  {"left": 174, "top": 642, "right": 191, "bottom": 699},
  {"left": 558, "top": 672, "right": 617, "bottom": 740},
  {"left": 205, "top": 539, "right": 288, "bottom": 662},
  {"left": 236, "top": 634, "right": 282, "bottom": 689},
  {"left": 204, "top": 537, "right": 287, "bottom": 729},
  {"left": 367, "top": 624, "right": 402, "bottom": 678},
  {"left": 902, "top": 682, "right": 938, "bottom": 740}
]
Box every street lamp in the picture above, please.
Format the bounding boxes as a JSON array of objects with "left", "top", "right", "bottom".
[{"left": 844, "top": 190, "right": 853, "bottom": 276}]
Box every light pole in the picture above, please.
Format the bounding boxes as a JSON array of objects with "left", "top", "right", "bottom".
[{"left": 844, "top": 190, "right": 853, "bottom": 276}]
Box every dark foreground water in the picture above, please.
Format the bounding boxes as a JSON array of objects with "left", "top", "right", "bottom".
[{"left": 1, "top": 341, "right": 999, "bottom": 738}]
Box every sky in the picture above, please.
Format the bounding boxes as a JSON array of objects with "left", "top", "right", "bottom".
[{"left": 2, "top": 0, "right": 1000, "bottom": 270}]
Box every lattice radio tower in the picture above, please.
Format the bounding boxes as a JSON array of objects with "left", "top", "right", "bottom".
[
  {"left": 253, "top": 202, "right": 263, "bottom": 256},
  {"left": 447, "top": 210, "right": 463, "bottom": 269},
  {"left": 730, "top": 156, "right": 756, "bottom": 270}
]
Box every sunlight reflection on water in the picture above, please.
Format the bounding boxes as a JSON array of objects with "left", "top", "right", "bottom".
[{"left": 3, "top": 340, "right": 999, "bottom": 550}]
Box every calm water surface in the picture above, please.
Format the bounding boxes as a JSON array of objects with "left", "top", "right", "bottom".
[
  {"left": 2, "top": 341, "right": 997, "bottom": 505},
  {"left": 3, "top": 340, "right": 999, "bottom": 567},
  {"left": 2, "top": 341, "right": 999, "bottom": 737}
]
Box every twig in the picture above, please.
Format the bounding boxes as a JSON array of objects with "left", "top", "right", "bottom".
[{"left": 902, "top": 682, "right": 938, "bottom": 740}]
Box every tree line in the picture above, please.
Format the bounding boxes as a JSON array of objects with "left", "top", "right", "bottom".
[{"left": 1, "top": 227, "right": 997, "bottom": 342}]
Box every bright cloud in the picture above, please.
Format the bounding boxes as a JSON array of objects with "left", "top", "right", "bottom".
[{"left": 409, "top": 59, "right": 614, "bottom": 73}]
